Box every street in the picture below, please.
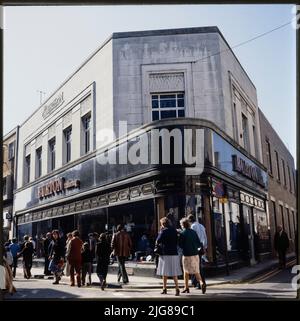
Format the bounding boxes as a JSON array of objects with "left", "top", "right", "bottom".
[{"left": 4, "top": 261, "right": 297, "bottom": 300}]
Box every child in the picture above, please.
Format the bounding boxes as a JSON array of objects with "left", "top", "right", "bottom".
[{"left": 81, "top": 242, "right": 93, "bottom": 286}]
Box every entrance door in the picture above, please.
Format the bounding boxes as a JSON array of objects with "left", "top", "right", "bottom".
[{"left": 242, "top": 205, "right": 257, "bottom": 265}]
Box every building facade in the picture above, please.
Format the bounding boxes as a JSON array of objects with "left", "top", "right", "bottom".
[
  {"left": 13, "top": 27, "right": 270, "bottom": 269},
  {"left": 259, "top": 109, "right": 297, "bottom": 255},
  {"left": 3, "top": 127, "right": 19, "bottom": 240}
]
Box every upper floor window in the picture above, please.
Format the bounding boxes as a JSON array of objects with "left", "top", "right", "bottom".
[
  {"left": 265, "top": 139, "right": 273, "bottom": 174},
  {"left": 48, "top": 138, "right": 56, "bottom": 172},
  {"left": 287, "top": 165, "right": 292, "bottom": 192},
  {"left": 241, "top": 113, "right": 250, "bottom": 152},
  {"left": 151, "top": 93, "right": 185, "bottom": 121},
  {"left": 35, "top": 147, "right": 42, "bottom": 179},
  {"left": 292, "top": 171, "right": 296, "bottom": 194},
  {"left": 8, "top": 142, "right": 15, "bottom": 160},
  {"left": 252, "top": 125, "right": 259, "bottom": 158},
  {"left": 24, "top": 154, "right": 31, "bottom": 184},
  {"left": 82, "top": 113, "right": 91, "bottom": 155},
  {"left": 64, "top": 126, "right": 72, "bottom": 164},
  {"left": 281, "top": 159, "right": 287, "bottom": 186},
  {"left": 275, "top": 151, "right": 280, "bottom": 182}
]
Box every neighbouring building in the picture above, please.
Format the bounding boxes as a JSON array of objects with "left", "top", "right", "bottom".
[
  {"left": 259, "top": 108, "right": 297, "bottom": 255},
  {"left": 3, "top": 126, "right": 19, "bottom": 240},
  {"left": 13, "top": 27, "right": 270, "bottom": 270}
]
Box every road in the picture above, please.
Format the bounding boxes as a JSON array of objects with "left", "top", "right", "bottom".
[{"left": 4, "top": 261, "right": 298, "bottom": 300}]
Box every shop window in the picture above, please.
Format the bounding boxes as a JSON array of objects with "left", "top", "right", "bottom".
[{"left": 151, "top": 93, "right": 185, "bottom": 121}]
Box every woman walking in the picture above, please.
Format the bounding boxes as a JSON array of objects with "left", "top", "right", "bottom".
[
  {"left": 96, "top": 233, "right": 111, "bottom": 290},
  {"left": 179, "top": 218, "right": 206, "bottom": 294},
  {"left": 156, "top": 217, "right": 182, "bottom": 296},
  {"left": 48, "top": 230, "right": 65, "bottom": 285}
]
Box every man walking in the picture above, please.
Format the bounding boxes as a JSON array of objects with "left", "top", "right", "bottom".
[
  {"left": 111, "top": 224, "right": 132, "bottom": 284},
  {"left": 188, "top": 214, "right": 207, "bottom": 289},
  {"left": 274, "top": 225, "right": 290, "bottom": 269},
  {"left": 19, "top": 235, "right": 34, "bottom": 279},
  {"left": 43, "top": 232, "right": 52, "bottom": 276},
  {"left": 68, "top": 230, "right": 83, "bottom": 287},
  {"left": 9, "top": 238, "right": 20, "bottom": 278}
]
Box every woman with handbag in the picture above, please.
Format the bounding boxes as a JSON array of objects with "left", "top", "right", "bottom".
[
  {"left": 179, "top": 218, "right": 206, "bottom": 294},
  {"left": 156, "top": 217, "right": 182, "bottom": 296}
]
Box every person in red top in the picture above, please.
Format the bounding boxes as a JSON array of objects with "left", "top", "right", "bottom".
[{"left": 67, "top": 230, "right": 83, "bottom": 287}]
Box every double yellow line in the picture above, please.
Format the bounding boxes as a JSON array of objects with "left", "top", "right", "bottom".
[{"left": 250, "top": 259, "right": 297, "bottom": 283}]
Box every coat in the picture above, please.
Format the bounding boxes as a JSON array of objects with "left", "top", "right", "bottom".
[
  {"left": 49, "top": 238, "right": 65, "bottom": 263},
  {"left": 156, "top": 227, "right": 178, "bottom": 256},
  {"left": 68, "top": 237, "right": 83, "bottom": 263},
  {"left": 179, "top": 228, "right": 201, "bottom": 256},
  {"left": 274, "top": 231, "right": 289, "bottom": 252},
  {"left": 96, "top": 239, "right": 111, "bottom": 275},
  {"left": 111, "top": 230, "right": 132, "bottom": 257}
]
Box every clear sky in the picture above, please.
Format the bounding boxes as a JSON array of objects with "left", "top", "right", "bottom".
[{"left": 3, "top": 4, "right": 296, "bottom": 160}]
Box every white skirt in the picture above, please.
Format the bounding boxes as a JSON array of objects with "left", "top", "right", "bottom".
[{"left": 157, "top": 255, "right": 182, "bottom": 277}]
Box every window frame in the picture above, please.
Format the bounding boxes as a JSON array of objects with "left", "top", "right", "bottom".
[
  {"left": 275, "top": 151, "right": 281, "bottom": 182},
  {"left": 24, "top": 154, "right": 31, "bottom": 184},
  {"left": 82, "top": 113, "right": 92, "bottom": 155},
  {"left": 35, "top": 147, "right": 42, "bottom": 179},
  {"left": 48, "top": 138, "right": 56, "bottom": 172},
  {"left": 64, "top": 126, "right": 72, "bottom": 164},
  {"left": 265, "top": 139, "right": 273, "bottom": 175}
]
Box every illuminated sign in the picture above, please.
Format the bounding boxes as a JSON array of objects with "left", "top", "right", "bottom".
[{"left": 38, "top": 177, "right": 80, "bottom": 199}]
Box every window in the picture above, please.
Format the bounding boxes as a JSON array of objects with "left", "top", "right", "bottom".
[
  {"left": 292, "top": 171, "right": 296, "bottom": 194},
  {"left": 252, "top": 125, "right": 259, "bottom": 158},
  {"left": 241, "top": 113, "right": 249, "bottom": 151},
  {"left": 82, "top": 114, "right": 91, "bottom": 154},
  {"left": 8, "top": 142, "right": 15, "bottom": 160},
  {"left": 35, "top": 147, "right": 42, "bottom": 178},
  {"left": 232, "top": 102, "right": 238, "bottom": 141},
  {"left": 279, "top": 204, "right": 284, "bottom": 229},
  {"left": 24, "top": 155, "right": 31, "bottom": 184},
  {"left": 3, "top": 177, "right": 7, "bottom": 196},
  {"left": 281, "top": 159, "right": 287, "bottom": 186},
  {"left": 275, "top": 151, "right": 280, "bottom": 181},
  {"left": 49, "top": 138, "right": 56, "bottom": 172},
  {"left": 266, "top": 139, "right": 273, "bottom": 174},
  {"left": 64, "top": 126, "right": 72, "bottom": 164},
  {"left": 151, "top": 93, "right": 185, "bottom": 121},
  {"left": 287, "top": 165, "right": 292, "bottom": 192},
  {"left": 271, "top": 201, "right": 277, "bottom": 230},
  {"left": 286, "top": 208, "right": 292, "bottom": 238}
]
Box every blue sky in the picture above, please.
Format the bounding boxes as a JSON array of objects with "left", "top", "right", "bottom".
[{"left": 3, "top": 4, "right": 296, "bottom": 159}]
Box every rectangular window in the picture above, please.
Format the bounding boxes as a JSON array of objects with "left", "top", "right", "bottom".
[
  {"left": 35, "top": 147, "right": 42, "bottom": 178},
  {"left": 241, "top": 113, "right": 249, "bottom": 152},
  {"left": 286, "top": 208, "right": 292, "bottom": 238},
  {"left": 287, "top": 165, "right": 292, "bottom": 192},
  {"left": 151, "top": 92, "right": 185, "bottom": 121},
  {"left": 281, "top": 159, "right": 287, "bottom": 186},
  {"left": 279, "top": 204, "right": 284, "bottom": 230},
  {"left": 252, "top": 125, "right": 259, "bottom": 158},
  {"left": 24, "top": 154, "right": 31, "bottom": 184},
  {"left": 48, "top": 138, "right": 56, "bottom": 172},
  {"left": 64, "top": 126, "right": 72, "bottom": 164},
  {"left": 271, "top": 201, "right": 277, "bottom": 230},
  {"left": 232, "top": 102, "right": 238, "bottom": 141},
  {"left": 275, "top": 151, "right": 280, "bottom": 181},
  {"left": 82, "top": 114, "right": 91, "bottom": 154},
  {"left": 266, "top": 139, "right": 273, "bottom": 174},
  {"left": 3, "top": 177, "right": 7, "bottom": 196},
  {"left": 8, "top": 142, "right": 15, "bottom": 160},
  {"left": 292, "top": 171, "right": 296, "bottom": 194}
]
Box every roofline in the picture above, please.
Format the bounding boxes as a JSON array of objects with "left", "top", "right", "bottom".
[
  {"left": 258, "top": 107, "right": 295, "bottom": 161},
  {"left": 19, "top": 26, "right": 256, "bottom": 128},
  {"left": 3, "top": 126, "right": 19, "bottom": 141}
]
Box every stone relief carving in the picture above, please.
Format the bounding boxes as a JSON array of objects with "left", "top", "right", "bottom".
[{"left": 149, "top": 73, "right": 184, "bottom": 92}]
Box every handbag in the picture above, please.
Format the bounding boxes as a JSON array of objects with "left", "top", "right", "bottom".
[{"left": 153, "top": 243, "right": 163, "bottom": 256}]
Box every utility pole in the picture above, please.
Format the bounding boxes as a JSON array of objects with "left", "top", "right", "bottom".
[{"left": 37, "top": 90, "right": 46, "bottom": 105}]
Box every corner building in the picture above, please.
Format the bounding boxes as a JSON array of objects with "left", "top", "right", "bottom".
[{"left": 14, "top": 27, "right": 270, "bottom": 269}]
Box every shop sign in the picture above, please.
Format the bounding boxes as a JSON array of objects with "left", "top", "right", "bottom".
[
  {"left": 232, "top": 155, "right": 265, "bottom": 187},
  {"left": 240, "top": 191, "right": 265, "bottom": 211},
  {"left": 42, "top": 92, "right": 64, "bottom": 119},
  {"left": 37, "top": 177, "right": 80, "bottom": 199}
]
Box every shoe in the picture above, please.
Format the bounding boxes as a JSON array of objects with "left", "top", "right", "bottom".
[
  {"left": 101, "top": 284, "right": 105, "bottom": 291},
  {"left": 53, "top": 281, "right": 59, "bottom": 284},
  {"left": 175, "top": 288, "right": 180, "bottom": 296},
  {"left": 78, "top": 284, "right": 81, "bottom": 288},
  {"left": 161, "top": 288, "right": 167, "bottom": 294},
  {"left": 70, "top": 283, "right": 75, "bottom": 286},
  {"left": 182, "top": 288, "right": 190, "bottom": 293},
  {"left": 202, "top": 283, "right": 207, "bottom": 294}
]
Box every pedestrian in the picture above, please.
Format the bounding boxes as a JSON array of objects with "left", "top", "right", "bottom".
[
  {"left": 87, "top": 232, "right": 97, "bottom": 263},
  {"left": 96, "top": 233, "right": 111, "bottom": 290},
  {"left": 48, "top": 230, "right": 65, "bottom": 284},
  {"left": 29, "top": 237, "right": 36, "bottom": 256},
  {"left": 179, "top": 218, "right": 206, "bottom": 294},
  {"left": 274, "top": 225, "right": 290, "bottom": 269},
  {"left": 9, "top": 238, "right": 20, "bottom": 278},
  {"left": 18, "top": 235, "right": 34, "bottom": 279},
  {"left": 65, "top": 232, "right": 73, "bottom": 277},
  {"left": 111, "top": 224, "right": 132, "bottom": 284},
  {"left": 188, "top": 214, "right": 208, "bottom": 290},
  {"left": 67, "top": 230, "right": 83, "bottom": 287},
  {"left": 43, "top": 232, "right": 52, "bottom": 276},
  {"left": 156, "top": 217, "right": 182, "bottom": 296},
  {"left": 81, "top": 242, "right": 93, "bottom": 286},
  {"left": 2, "top": 245, "right": 16, "bottom": 295}
]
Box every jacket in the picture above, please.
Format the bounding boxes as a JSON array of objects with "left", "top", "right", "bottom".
[
  {"left": 274, "top": 231, "right": 289, "bottom": 252},
  {"left": 156, "top": 227, "right": 178, "bottom": 256},
  {"left": 68, "top": 237, "right": 83, "bottom": 263},
  {"left": 49, "top": 238, "right": 65, "bottom": 263},
  {"left": 111, "top": 230, "right": 132, "bottom": 257},
  {"left": 179, "top": 228, "right": 201, "bottom": 256}
]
